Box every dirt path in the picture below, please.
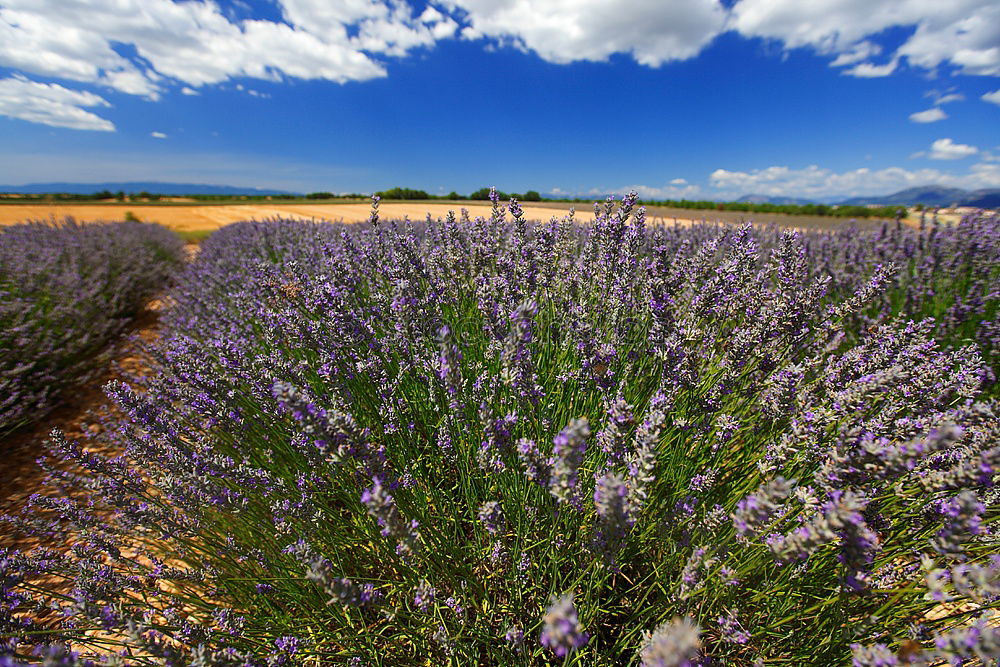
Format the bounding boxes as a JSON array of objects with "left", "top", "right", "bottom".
[{"left": 0, "top": 280, "right": 170, "bottom": 549}]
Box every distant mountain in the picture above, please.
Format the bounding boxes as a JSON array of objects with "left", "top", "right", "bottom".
[
  {"left": 963, "top": 189, "right": 1000, "bottom": 208},
  {"left": 736, "top": 194, "right": 818, "bottom": 206},
  {"left": 0, "top": 181, "right": 299, "bottom": 196},
  {"left": 838, "top": 186, "right": 1000, "bottom": 208}
]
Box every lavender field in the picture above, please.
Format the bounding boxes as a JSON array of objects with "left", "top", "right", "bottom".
[
  {"left": 0, "top": 219, "right": 184, "bottom": 435},
  {"left": 2, "top": 193, "right": 999, "bottom": 665}
]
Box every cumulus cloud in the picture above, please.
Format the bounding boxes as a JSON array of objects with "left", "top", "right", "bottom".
[
  {"left": 706, "top": 162, "right": 1000, "bottom": 199},
  {"left": 983, "top": 90, "right": 1000, "bottom": 106},
  {"left": 151, "top": 131, "right": 167, "bottom": 138},
  {"left": 440, "top": 0, "right": 727, "bottom": 66},
  {"left": 1, "top": 0, "right": 999, "bottom": 134},
  {"left": 0, "top": 0, "right": 457, "bottom": 102},
  {"left": 909, "top": 107, "right": 947, "bottom": 123},
  {"left": 844, "top": 59, "right": 898, "bottom": 78},
  {"left": 0, "top": 75, "right": 114, "bottom": 131},
  {"left": 928, "top": 138, "right": 978, "bottom": 160},
  {"left": 731, "top": 0, "right": 1000, "bottom": 77}
]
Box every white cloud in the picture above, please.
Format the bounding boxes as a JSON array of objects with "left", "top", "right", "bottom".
[
  {"left": 706, "top": 162, "right": 1000, "bottom": 199},
  {"left": 0, "top": 75, "right": 114, "bottom": 131},
  {"left": 909, "top": 107, "right": 947, "bottom": 123},
  {"left": 0, "top": 0, "right": 997, "bottom": 138},
  {"left": 0, "top": 0, "right": 454, "bottom": 108},
  {"left": 151, "top": 131, "right": 167, "bottom": 138},
  {"left": 928, "top": 138, "right": 978, "bottom": 160},
  {"left": 925, "top": 90, "right": 965, "bottom": 105},
  {"left": 622, "top": 181, "right": 704, "bottom": 200},
  {"left": 731, "top": 0, "right": 1000, "bottom": 78},
  {"left": 983, "top": 89, "right": 1000, "bottom": 106},
  {"left": 440, "top": 0, "right": 727, "bottom": 66},
  {"left": 829, "top": 41, "right": 881, "bottom": 67},
  {"left": 844, "top": 59, "right": 898, "bottom": 78}
]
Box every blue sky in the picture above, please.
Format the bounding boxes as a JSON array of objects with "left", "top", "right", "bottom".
[{"left": 0, "top": 0, "right": 998, "bottom": 200}]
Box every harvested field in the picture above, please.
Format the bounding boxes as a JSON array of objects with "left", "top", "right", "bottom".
[
  {"left": 0, "top": 202, "right": 604, "bottom": 231},
  {"left": 0, "top": 200, "right": 898, "bottom": 233}
]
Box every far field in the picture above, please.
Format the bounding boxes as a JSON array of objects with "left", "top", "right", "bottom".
[{"left": 0, "top": 199, "right": 905, "bottom": 234}]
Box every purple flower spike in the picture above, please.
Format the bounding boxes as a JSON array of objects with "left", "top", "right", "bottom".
[
  {"left": 478, "top": 501, "right": 505, "bottom": 535},
  {"left": 592, "top": 472, "right": 630, "bottom": 565},
  {"left": 551, "top": 418, "right": 590, "bottom": 506},
  {"left": 638, "top": 617, "right": 701, "bottom": 667},
  {"left": 540, "top": 593, "right": 589, "bottom": 657}
]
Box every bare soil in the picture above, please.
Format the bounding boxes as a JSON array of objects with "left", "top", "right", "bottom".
[{"left": 0, "top": 288, "right": 166, "bottom": 549}]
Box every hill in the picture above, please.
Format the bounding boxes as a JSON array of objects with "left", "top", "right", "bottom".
[
  {"left": 0, "top": 182, "right": 299, "bottom": 196},
  {"left": 839, "top": 186, "right": 1000, "bottom": 207}
]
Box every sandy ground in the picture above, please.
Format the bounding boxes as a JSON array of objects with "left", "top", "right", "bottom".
[
  {"left": 0, "top": 293, "right": 166, "bottom": 549},
  {"left": 0, "top": 202, "right": 616, "bottom": 232}
]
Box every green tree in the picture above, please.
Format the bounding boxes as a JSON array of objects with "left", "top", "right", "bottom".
[
  {"left": 469, "top": 187, "right": 509, "bottom": 200},
  {"left": 377, "top": 187, "right": 430, "bottom": 200}
]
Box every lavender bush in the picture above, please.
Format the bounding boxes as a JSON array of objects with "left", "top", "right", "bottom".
[
  {"left": 1, "top": 195, "right": 998, "bottom": 665},
  {"left": 0, "top": 218, "right": 183, "bottom": 434}
]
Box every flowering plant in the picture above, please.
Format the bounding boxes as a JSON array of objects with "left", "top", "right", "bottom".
[{"left": 2, "top": 196, "right": 997, "bottom": 665}]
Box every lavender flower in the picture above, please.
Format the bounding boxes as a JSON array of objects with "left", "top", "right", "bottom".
[
  {"left": 437, "top": 324, "right": 463, "bottom": 399},
  {"left": 504, "top": 625, "right": 524, "bottom": 651},
  {"left": 477, "top": 501, "right": 505, "bottom": 535},
  {"left": 285, "top": 540, "right": 382, "bottom": 609},
  {"left": 932, "top": 617, "right": 1000, "bottom": 665},
  {"left": 361, "top": 477, "right": 420, "bottom": 557},
  {"left": 638, "top": 617, "right": 701, "bottom": 667},
  {"left": 501, "top": 299, "right": 542, "bottom": 402},
  {"left": 622, "top": 392, "right": 670, "bottom": 513},
  {"left": 550, "top": 418, "right": 590, "bottom": 506},
  {"left": 592, "top": 472, "right": 630, "bottom": 565},
  {"left": 717, "top": 609, "right": 750, "bottom": 645},
  {"left": 850, "top": 642, "right": 899, "bottom": 666},
  {"left": 413, "top": 580, "right": 435, "bottom": 612},
  {"left": 768, "top": 489, "right": 880, "bottom": 591},
  {"left": 540, "top": 593, "right": 589, "bottom": 657},
  {"left": 478, "top": 405, "right": 518, "bottom": 472},
  {"left": 518, "top": 437, "right": 552, "bottom": 488},
  {"left": 931, "top": 491, "right": 985, "bottom": 557},
  {"left": 596, "top": 397, "right": 634, "bottom": 463},
  {"left": 732, "top": 477, "right": 794, "bottom": 539}
]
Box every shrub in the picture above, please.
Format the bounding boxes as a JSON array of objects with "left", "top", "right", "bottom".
[{"left": 0, "top": 218, "right": 183, "bottom": 434}]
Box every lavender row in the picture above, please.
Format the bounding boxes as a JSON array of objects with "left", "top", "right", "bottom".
[
  {"left": 1, "top": 196, "right": 997, "bottom": 665},
  {"left": 0, "top": 218, "right": 184, "bottom": 434}
]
